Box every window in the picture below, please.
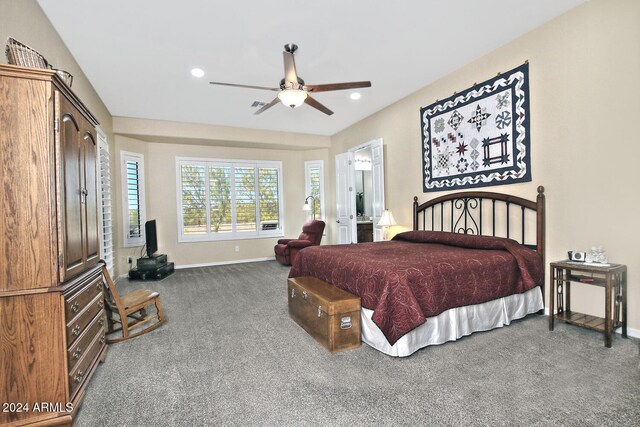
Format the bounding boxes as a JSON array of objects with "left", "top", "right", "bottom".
[
  {"left": 304, "top": 160, "right": 324, "bottom": 221},
  {"left": 177, "top": 158, "right": 283, "bottom": 241},
  {"left": 98, "top": 130, "right": 114, "bottom": 275},
  {"left": 121, "top": 151, "right": 146, "bottom": 247}
]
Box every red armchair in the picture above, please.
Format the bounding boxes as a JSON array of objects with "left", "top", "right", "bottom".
[{"left": 274, "top": 220, "right": 325, "bottom": 266}]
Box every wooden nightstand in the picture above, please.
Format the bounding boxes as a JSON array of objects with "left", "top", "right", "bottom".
[{"left": 549, "top": 260, "right": 627, "bottom": 347}]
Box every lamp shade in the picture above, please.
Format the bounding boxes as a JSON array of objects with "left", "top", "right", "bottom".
[
  {"left": 302, "top": 202, "right": 311, "bottom": 211},
  {"left": 377, "top": 209, "right": 397, "bottom": 227},
  {"left": 278, "top": 89, "right": 307, "bottom": 108}
]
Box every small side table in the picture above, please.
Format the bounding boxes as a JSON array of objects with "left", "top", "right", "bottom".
[{"left": 549, "top": 260, "right": 627, "bottom": 347}]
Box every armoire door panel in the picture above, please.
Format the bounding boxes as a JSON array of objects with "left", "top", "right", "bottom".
[
  {"left": 82, "top": 125, "right": 100, "bottom": 265},
  {"left": 58, "top": 94, "right": 85, "bottom": 280}
]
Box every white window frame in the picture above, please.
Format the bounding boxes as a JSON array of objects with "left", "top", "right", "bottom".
[
  {"left": 97, "top": 128, "right": 114, "bottom": 275},
  {"left": 176, "top": 157, "right": 284, "bottom": 242},
  {"left": 121, "top": 151, "right": 146, "bottom": 247},
  {"left": 304, "top": 160, "right": 325, "bottom": 221}
]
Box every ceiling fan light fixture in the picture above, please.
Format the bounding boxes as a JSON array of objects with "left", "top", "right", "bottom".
[
  {"left": 350, "top": 92, "right": 361, "bottom": 100},
  {"left": 278, "top": 89, "right": 307, "bottom": 108}
]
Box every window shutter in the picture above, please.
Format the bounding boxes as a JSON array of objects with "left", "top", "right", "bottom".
[
  {"left": 259, "top": 167, "right": 280, "bottom": 230},
  {"left": 98, "top": 132, "right": 114, "bottom": 275},
  {"left": 126, "top": 161, "right": 142, "bottom": 237},
  {"left": 121, "top": 151, "right": 146, "bottom": 247},
  {"left": 209, "top": 165, "right": 232, "bottom": 234},
  {"left": 305, "top": 160, "right": 325, "bottom": 221},
  {"left": 181, "top": 164, "right": 207, "bottom": 235},
  {"left": 176, "top": 158, "right": 282, "bottom": 241},
  {"left": 234, "top": 166, "right": 257, "bottom": 232}
]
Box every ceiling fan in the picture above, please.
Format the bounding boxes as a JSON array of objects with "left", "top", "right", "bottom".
[{"left": 210, "top": 43, "right": 371, "bottom": 116}]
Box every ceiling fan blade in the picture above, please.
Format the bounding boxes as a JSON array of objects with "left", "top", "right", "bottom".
[
  {"left": 305, "top": 81, "right": 372, "bottom": 93},
  {"left": 283, "top": 51, "right": 299, "bottom": 86},
  {"left": 210, "top": 81, "right": 278, "bottom": 91},
  {"left": 304, "top": 95, "right": 334, "bottom": 116},
  {"left": 254, "top": 96, "right": 281, "bottom": 115}
]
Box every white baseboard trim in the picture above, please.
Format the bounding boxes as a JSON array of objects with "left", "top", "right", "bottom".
[
  {"left": 624, "top": 327, "right": 640, "bottom": 339},
  {"left": 117, "top": 257, "right": 276, "bottom": 280},
  {"left": 174, "top": 257, "right": 275, "bottom": 270},
  {"left": 543, "top": 308, "right": 639, "bottom": 339}
]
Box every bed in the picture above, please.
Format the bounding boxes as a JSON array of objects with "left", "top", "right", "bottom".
[{"left": 289, "top": 186, "right": 546, "bottom": 357}]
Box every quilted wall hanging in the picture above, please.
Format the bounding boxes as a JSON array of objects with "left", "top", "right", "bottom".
[{"left": 420, "top": 62, "right": 531, "bottom": 192}]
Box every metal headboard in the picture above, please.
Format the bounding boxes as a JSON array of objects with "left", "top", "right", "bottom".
[{"left": 413, "top": 186, "right": 545, "bottom": 263}]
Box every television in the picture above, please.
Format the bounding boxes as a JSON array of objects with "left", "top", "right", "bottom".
[{"left": 145, "top": 220, "right": 158, "bottom": 258}]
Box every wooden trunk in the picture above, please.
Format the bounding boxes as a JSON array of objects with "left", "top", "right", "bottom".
[{"left": 288, "top": 276, "right": 361, "bottom": 353}]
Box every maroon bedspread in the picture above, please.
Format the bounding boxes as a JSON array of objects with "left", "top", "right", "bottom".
[{"left": 289, "top": 231, "right": 543, "bottom": 345}]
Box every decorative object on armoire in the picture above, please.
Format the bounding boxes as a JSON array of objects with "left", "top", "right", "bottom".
[
  {"left": 102, "top": 263, "right": 166, "bottom": 344},
  {"left": 377, "top": 209, "right": 397, "bottom": 240},
  {"left": 6, "top": 37, "right": 74, "bottom": 87},
  {"left": 420, "top": 62, "right": 531, "bottom": 192},
  {"left": 302, "top": 195, "right": 317, "bottom": 220},
  {"left": 55, "top": 68, "right": 73, "bottom": 87},
  {"left": 0, "top": 64, "right": 106, "bottom": 426},
  {"left": 5, "top": 36, "right": 50, "bottom": 68},
  {"left": 274, "top": 220, "right": 325, "bottom": 266},
  {"left": 586, "top": 246, "right": 608, "bottom": 264}
]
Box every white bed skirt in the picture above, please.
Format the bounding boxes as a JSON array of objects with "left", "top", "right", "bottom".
[{"left": 361, "top": 286, "right": 544, "bottom": 357}]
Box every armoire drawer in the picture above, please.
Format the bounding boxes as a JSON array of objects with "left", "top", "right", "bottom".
[
  {"left": 67, "top": 310, "right": 106, "bottom": 372},
  {"left": 66, "top": 293, "right": 104, "bottom": 346},
  {"left": 68, "top": 328, "right": 106, "bottom": 399},
  {"left": 64, "top": 274, "right": 104, "bottom": 324}
]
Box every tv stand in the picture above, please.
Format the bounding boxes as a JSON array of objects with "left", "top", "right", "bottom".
[{"left": 129, "top": 254, "right": 174, "bottom": 281}]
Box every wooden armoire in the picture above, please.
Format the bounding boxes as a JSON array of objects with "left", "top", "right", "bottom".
[{"left": 0, "top": 64, "right": 107, "bottom": 426}]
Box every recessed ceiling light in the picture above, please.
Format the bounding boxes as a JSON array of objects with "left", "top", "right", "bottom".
[
  {"left": 350, "top": 92, "right": 361, "bottom": 100},
  {"left": 191, "top": 68, "right": 205, "bottom": 78}
]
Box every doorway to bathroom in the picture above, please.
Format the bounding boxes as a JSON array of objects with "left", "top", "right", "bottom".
[{"left": 335, "top": 138, "right": 385, "bottom": 244}]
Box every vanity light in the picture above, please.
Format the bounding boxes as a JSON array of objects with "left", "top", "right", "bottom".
[
  {"left": 191, "top": 68, "right": 205, "bottom": 78},
  {"left": 354, "top": 157, "right": 372, "bottom": 171},
  {"left": 350, "top": 92, "right": 361, "bottom": 100}
]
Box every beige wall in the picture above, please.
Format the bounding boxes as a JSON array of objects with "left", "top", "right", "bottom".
[
  {"left": 113, "top": 134, "right": 330, "bottom": 274},
  {"left": 330, "top": 0, "right": 640, "bottom": 332},
  {"left": 109, "top": 118, "right": 331, "bottom": 276},
  {"left": 0, "top": 0, "right": 113, "bottom": 140}
]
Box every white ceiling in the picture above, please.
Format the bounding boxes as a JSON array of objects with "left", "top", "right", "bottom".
[{"left": 38, "top": 0, "right": 585, "bottom": 136}]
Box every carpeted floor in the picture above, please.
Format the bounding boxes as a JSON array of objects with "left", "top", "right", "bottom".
[{"left": 77, "top": 261, "right": 639, "bottom": 426}]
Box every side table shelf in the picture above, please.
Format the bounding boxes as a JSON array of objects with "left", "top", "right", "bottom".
[{"left": 549, "top": 260, "right": 627, "bottom": 347}]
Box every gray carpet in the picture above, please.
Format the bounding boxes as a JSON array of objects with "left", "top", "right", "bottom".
[{"left": 77, "top": 261, "right": 639, "bottom": 426}]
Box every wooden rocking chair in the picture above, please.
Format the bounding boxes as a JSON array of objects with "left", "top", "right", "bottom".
[{"left": 101, "top": 263, "right": 166, "bottom": 343}]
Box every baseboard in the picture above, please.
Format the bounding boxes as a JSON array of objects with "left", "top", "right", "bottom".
[
  {"left": 621, "top": 326, "right": 640, "bottom": 339},
  {"left": 543, "top": 308, "right": 639, "bottom": 339},
  {"left": 117, "top": 257, "right": 276, "bottom": 279},
  {"left": 174, "top": 257, "right": 275, "bottom": 270}
]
